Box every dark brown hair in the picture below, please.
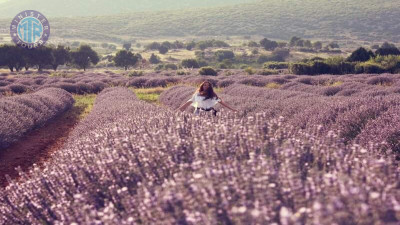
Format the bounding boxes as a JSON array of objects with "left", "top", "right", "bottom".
[{"left": 196, "top": 81, "right": 218, "bottom": 100}]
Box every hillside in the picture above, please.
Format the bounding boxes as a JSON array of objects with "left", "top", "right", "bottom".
[
  {"left": 0, "top": 0, "right": 399, "bottom": 43},
  {"left": 0, "top": 0, "right": 254, "bottom": 18}
]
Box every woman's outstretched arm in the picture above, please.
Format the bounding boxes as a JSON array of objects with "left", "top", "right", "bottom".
[
  {"left": 219, "top": 100, "right": 238, "bottom": 112},
  {"left": 178, "top": 101, "right": 192, "bottom": 112}
]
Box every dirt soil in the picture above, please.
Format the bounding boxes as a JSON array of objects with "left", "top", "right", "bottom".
[{"left": 0, "top": 109, "right": 80, "bottom": 188}]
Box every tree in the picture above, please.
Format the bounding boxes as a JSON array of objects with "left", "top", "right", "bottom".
[
  {"left": 149, "top": 53, "right": 161, "bottom": 64},
  {"left": 375, "top": 42, "right": 400, "bottom": 56},
  {"left": 328, "top": 42, "right": 340, "bottom": 49},
  {"left": 113, "top": 50, "right": 139, "bottom": 70},
  {"left": 146, "top": 42, "right": 161, "bottom": 50},
  {"left": 70, "top": 45, "right": 99, "bottom": 71},
  {"left": 0, "top": 45, "right": 26, "bottom": 72},
  {"left": 312, "top": 41, "right": 323, "bottom": 50},
  {"left": 51, "top": 45, "right": 70, "bottom": 71},
  {"left": 248, "top": 41, "right": 259, "bottom": 47},
  {"left": 215, "top": 50, "right": 235, "bottom": 62},
  {"left": 161, "top": 41, "right": 172, "bottom": 49},
  {"left": 347, "top": 47, "right": 374, "bottom": 62},
  {"left": 158, "top": 45, "right": 169, "bottom": 54},
  {"left": 123, "top": 43, "right": 132, "bottom": 51},
  {"left": 186, "top": 41, "right": 196, "bottom": 50},
  {"left": 30, "top": 46, "right": 54, "bottom": 71},
  {"left": 181, "top": 59, "right": 200, "bottom": 68},
  {"left": 304, "top": 40, "right": 312, "bottom": 48},
  {"left": 260, "top": 38, "right": 278, "bottom": 51},
  {"left": 381, "top": 42, "right": 396, "bottom": 49},
  {"left": 289, "top": 36, "right": 301, "bottom": 47}
]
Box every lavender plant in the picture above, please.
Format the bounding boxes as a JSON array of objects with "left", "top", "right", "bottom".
[{"left": 0, "top": 88, "right": 74, "bottom": 150}]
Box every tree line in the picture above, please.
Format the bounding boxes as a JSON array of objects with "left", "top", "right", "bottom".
[
  {"left": 0, "top": 44, "right": 99, "bottom": 72},
  {"left": 289, "top": 42, "right": 400, "bottom": 75}
]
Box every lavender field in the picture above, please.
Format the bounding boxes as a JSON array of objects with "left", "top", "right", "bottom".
[
  {"left": 0, "top": 88, "right": 74, "bottom": 150},
  {"left": 0, "top": 71, "right": 399, "bottom": 224}
]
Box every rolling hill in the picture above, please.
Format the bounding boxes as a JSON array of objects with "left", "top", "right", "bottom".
[
  {"left": 0, "top": 0, "right": 255, "bottom": 18},
  {"left": 0, "top": 0, "right": 399, "bottom": 43}
]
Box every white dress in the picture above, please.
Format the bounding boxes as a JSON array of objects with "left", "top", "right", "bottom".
[{"left": 187, "top": 92, "right": 221, "bottom": 115}]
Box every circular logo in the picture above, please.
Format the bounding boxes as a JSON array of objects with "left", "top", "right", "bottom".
[{"left": 10, "top": 10, "right": 50, "bottom": 49}]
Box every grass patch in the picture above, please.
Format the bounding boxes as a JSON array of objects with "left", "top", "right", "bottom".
[
  {"left": 132, "top": 86, "right": 171, "bottom": 104},
  {"left": 72, "top": 94, "right": 96, "bottom": 119},
  {"left": 325, "top": 81, "right": 343, "bottom": 87},
  {"left": 266, "top": 82, "right": 281, "bottom": 89}
]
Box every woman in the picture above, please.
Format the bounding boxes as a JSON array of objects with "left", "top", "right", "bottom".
[{"left": 178, "top": 81, "right": 237, "bottom": 116}]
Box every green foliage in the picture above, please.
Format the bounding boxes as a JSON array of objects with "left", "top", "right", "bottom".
[
  {"left": 199, "top": 66, "right": 218, "bottom": 76},
  {"left": 367, "top": 55, "right": 400, "bottom": 73},
  {"left": 260, "top": 38, "right": 278, "bottom": 51},
  {"left": 264, "top": 62, "right": 289, "bottom": 69},
  {"left": 312, "top": 41, "right": 323, "bottom": 50},
  {"left": 355, "top": 62, "right": 385, "bottom": 74},
  {"left": 164, "top": 63, "right": 179, "bottom": 70},
  {"left": 149, "top": 53, "right": 161, "bottom": 64},
  {"left": 247, "top": 41, "right": 259, "bottom": 47},
  {"left": 347, "top": 47, "right": 374, "bottom": 62},
  {"left": 123, "top": 43, "right": 132, "bottom": 51},
  {"left": 195, "top": 40, "right": 230, "bottom": 50},
  {"left": 146, "top": 42, "right": 161, "bottom": 50},
  {"left": 375, "top": 42, "right": 400, "bottom": 56},
  {"left": 128, "top": 70, "right": 144, "bottom": 77},
  {"left": 113, "top": 50, "right": 139, "bottom": 70},
  {"left": 181, "top": 58, "right": 200, "bottom": 68},
  {"left": 327, "top": 42, "right": 340, "bottom": 49},
  {"left": 176, "top": 70, "right": 189, "bottom": 75},
  {"left": 215, "top": 50, "right": 235, "bottom": 62},
  {"left": 158, "top": 45, "right": 169, "bottom": 54},
  {"left": 70, "top": 45, "right": 99, "bottom": 71},
  {"left": 289, "top": 36, "right": 302, "bottom": 47},
  {"left": 257, "top": 49, "right": 288, "bottom": 64},
  {"left": 50, "top": 45, "right": 70, "bottom": 71},
  {"left": 244, "top": 66, "right": 255, "bottom": 75},
  {"left": 258, "top": 69, "right": 278, "bottom": 75}
]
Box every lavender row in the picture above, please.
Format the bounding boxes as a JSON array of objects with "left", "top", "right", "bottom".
[
  {"left": 2, "top": 71, "right": 400, "bottom": 97},
  {"left": 0, "top": 88, "right": 74, "bottom": 150},
  {"left": 161, "top": 84, "right": 400, "bottom": 156},
  {"left": 1, "top": 87, "right": 398, "bottom": 224}
]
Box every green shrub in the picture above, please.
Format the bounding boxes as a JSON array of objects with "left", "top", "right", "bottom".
[
  {"left": 218, "top": 63, "right": 228, "bottom": 69},
  {"left": 177, "top": 70, "right": 189, "bottom": 75},
  {"left": 181, "top": 59, "right": 200, "bottom": 68},
  {"left": 258, "top": 69, "right": 279, "bottom": 75},
  {"left": 355, "top": 62, "right": 386, "bottom": 74},
  {"left": 245, "top": 67, "right": 256, "bottom": 75},
  {"left": 164, "top": 63, "right": 178, "bottom": 70},
  {"left": 264, "top": 62, "right": 289, "bottom": 69},
  {"left": 215, "top": 50, "right": 235, "bottom": 62},
  {"left": 128, "top": 70, "right": 144, "bottom": 77},
  {"left": 149, "top": 53, "right": 161, "bottom": 64},
  {"left": 199, "top": 67, "right": 218, "bottom": 76},
  {"left": 289, "top": 62, "right": 308, "bottom": 75}
]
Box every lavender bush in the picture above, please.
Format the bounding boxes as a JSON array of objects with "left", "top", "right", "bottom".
[
  {"left": 0, "top": 88, "right": 74, "bottom": 150},
  {"left": 0, "top": 87, "right": 398, "bottom": 224}
]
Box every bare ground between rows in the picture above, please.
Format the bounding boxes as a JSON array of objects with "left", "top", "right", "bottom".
[{"left": 0, "top": 106, "right": 83, "bottom": 188}]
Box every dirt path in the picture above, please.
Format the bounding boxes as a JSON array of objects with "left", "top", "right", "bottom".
[{"left": 0, "top": 95, "right": 95, "bottom": 188}]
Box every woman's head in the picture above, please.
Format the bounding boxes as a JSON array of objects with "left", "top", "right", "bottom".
[{"left": 197, "top": 81, "right": 217, "bottom": 100}]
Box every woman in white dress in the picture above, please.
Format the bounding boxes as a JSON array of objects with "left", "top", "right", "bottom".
[{"left": 178, "top": 81, "right": 237, "bottom": 116}]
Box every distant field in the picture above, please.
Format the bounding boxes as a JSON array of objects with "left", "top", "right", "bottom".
[{"left": 0, "top": 0, "right": 398, "bottom": 44}]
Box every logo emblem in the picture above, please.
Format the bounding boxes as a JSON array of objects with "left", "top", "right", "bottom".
[{"left": 10, "top": 10, "right": 50, "bottom": 49}]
